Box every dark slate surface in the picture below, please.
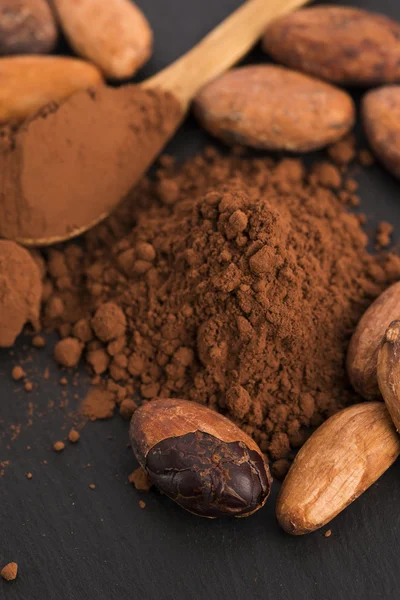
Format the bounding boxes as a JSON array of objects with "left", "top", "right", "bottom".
[{"left": 1, "top": 0, "right": 400, "bottom": 598}]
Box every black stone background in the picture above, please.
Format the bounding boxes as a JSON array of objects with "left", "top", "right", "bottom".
[{"left": 1, "top": 0, "right": 400, "bottom": 598}]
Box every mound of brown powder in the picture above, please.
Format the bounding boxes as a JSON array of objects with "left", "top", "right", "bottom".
[{"left": 40, "top": 147, "right": 400, "bottom": 472}]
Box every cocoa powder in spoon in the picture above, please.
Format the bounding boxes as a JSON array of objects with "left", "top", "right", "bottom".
[{"left": 0, "top": 85, "right": 182, "bottom": 244}]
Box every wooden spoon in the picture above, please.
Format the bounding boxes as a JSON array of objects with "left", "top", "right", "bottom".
[{"left": 3, "top": 0, "right": 308, "bottom": 247}]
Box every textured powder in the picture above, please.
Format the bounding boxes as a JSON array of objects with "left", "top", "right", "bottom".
[
  {"left": 81, "top": 388, "right": 116, "bottom": 421},
  {"left": 91, "top": 302, "right": 126, "bottom": 342},
  {"left": 11, "top": 365, "right": 26, "bottom": 381},
  {"left": 40, "top": 148, "right": 400, "bottom": 472},
  {"left": 0, "top": 85, "right": 183, "bottom": 243},
  {"left": 129, "top": 466, "right": 152, "bottom": 491},
  {"left": 0, "top": 240, "right": 42, "bottom": 347},
  {"left": 53, "top": 441, "right": 65, "bottom": 452},
  {"left": 54, "top": 337, "right": 83, "bottom": 367},
  {"left": 68, "top": 428, "right": 80, "bottom": 443},
  {"left": 376, "top": 221, "right": 393, "bottom": 249},
  {"left": 327, "top": 134, "right": 357, "bottom": 164},
  {"left": 119, "top": 399, "right": 137, "bottom": 420}
]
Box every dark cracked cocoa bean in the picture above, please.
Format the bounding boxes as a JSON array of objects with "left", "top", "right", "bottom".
[{"left": 130, "top": 398, "right": 272, "bottom": 518}]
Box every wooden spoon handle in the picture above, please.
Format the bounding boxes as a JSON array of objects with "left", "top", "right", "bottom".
[{"left": 143, "top": 0, "right": 310, "bottom": 108}]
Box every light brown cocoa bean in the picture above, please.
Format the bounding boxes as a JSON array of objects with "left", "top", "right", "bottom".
[
  {"left": 0, "top": 56, "right": 103, "bottom": 123},
  {"left": 194, "top": 65, "right": 355, "bottom": 152},
  {"left": 51, "top": 0, "right": 153, "bottom": 79},
  {"left": 378, "top": 320, "right": 400, "bottom": 433},
  {"left": 347, "top": 282, "right": 400, "bottom": 400},
  {"left": 362, "top": 86, "right": 400, "bottom": 180},
  {"left": 262, "top": 6, "right": 400, "bottom": 86},
  {"left": 0, "top": 0, "right": 57, "bottom": 55},
  {"left": 277, "top": 402, "right": 400, "bottom": 535}
]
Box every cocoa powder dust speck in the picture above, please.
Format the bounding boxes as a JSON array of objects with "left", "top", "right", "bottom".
[
  {"left": 68, "top": 429, "right": 80, "bottom": 443},
  {"left": 1, "top": 562, "right": 18, "bottom": 581},
  {"left": 53, "top": 441, "right": 65, "bottom": 452},
  {"left": 81, "top": 388, "right": 116, "bottom": 421},
  {"left": 36, "top": 147, "right": 400, "bottom": 474},
  {"left": 119, "top": 399, "right": 137, "bottom": 420},
  {"left": 32, "top": 335, "right": 45, "bottom": 348},
  {"left": 11, "top": 366, "right": 25, "bottom": 381},
  {"left": 129, "top": 467, "right": 152, "bottom": 491},
  {"left": 376, "top": 221, "right": 393, "bottom": 249}
]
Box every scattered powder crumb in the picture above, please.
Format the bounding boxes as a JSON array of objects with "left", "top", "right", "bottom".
[
  {"left": 310, "top": 162, "right": 341, "bottom": 188},
  {"left": 357, "top": 213, "right": 367, "bottom": 226},
  {"left": 72, "top": 318, "right": 93, "bottom": 343},
  {"left": 119, "top": 399, "right": 137, "bottom": 421},
  {"left": 24, "top": 382, "right": 33, "bottom": 392},
  {"left": 59, "top": 377, "right": 68, "bottom": 386},
  {"left": 46, "top": 296, "right": 64, "bottom": 320},
  {"left": 42, "top": 460, "right": 48, "bottom": 465},
  {"left": 138, "top": 501, "right": 146, "bottom": 509},
  {"left": 0, "top": 240, "right": 42, "bottom": 347},
  {"left": 68, "top": 429, "right": 80, "bottom": 443},
  {"left": 32, "top": 335, "right": 45, "bottom": 348},
  {"left": 324, "top": 530, "right": 332, "bottom": 538},
  {"left": 376, "top": 221, "right": 393, "bottom": 249},
  {"left": 344, "top": 178, "right": 358, "bottom": 192},
  {"left": 89, "top": 483, "right": 96, "bottom": 489},
  {"left": 53, "top": 441, "right": 65, "bottom": 452},
  {"left": 26, "top": 472, "right": 33, "bottom": 479},
  {"left": 271, "top": 458, "right": 290, "bottom": 481},
  {"left": 26, "top": 446, "right": 31, "bottom": 451},
  {"left": 91, "top": 302, "right": 126, "bottom": 342},
  {"left": 327, "top": 134, "right": 356, "bottom": 165},
  {"left": 0, "top": 460, "right": 10, "bottom": 477},
  {"left": 129, "top": 467, "right": 152, "bottom": 491},
  {"left": 86, "top": 348, "right": 109, "bottom": 375},
  {"left": 54, "top": 337, "right": 83, "bottom": 368},
  {"left": 58, "top": 323, "right": 71, "bottom": 339},
  {"left": 81, "top": 388, "right": 116, "bottom": 421},
  {"left": 43, "top": 368, "right": 50, "bottom": 380},
  {"left": 359, "top": 149, "right": 375, "bottom": 167},
  {"left": 11, "top": 366, "right": 25, "bottom": 381},
  {"left": 10, "top": 423, "right": 21, "bottom": 442},
  {"left": 1, "top": 562, "right": 18, "bottom": 581}
]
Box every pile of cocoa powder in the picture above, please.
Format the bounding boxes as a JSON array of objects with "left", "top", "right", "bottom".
[{"left": 27, "top": 139, "right": 399, "bottom": 478}]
